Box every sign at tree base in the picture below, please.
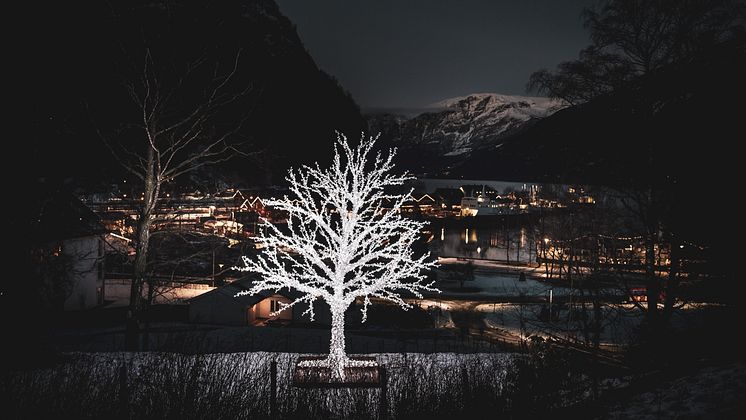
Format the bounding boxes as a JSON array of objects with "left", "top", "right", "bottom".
[{"left": 293, "top": 356, "right": 382, "bottom": 388}]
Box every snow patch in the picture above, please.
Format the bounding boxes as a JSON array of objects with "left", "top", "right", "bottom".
[
  {"left": 429, "top": 92, "right": 562, "bottom": 112},
  {"left": 443, "top": 147, "right": 473, "bottom": 156}
]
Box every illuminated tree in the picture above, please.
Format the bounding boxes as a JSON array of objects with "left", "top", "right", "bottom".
[{"left": 235, "top": 134, "right": 438, "bottom": 379}]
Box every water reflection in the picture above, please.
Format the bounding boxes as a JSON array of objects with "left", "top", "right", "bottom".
[{"left": 431, "top": 227, "right": 537, "bottom": 263}]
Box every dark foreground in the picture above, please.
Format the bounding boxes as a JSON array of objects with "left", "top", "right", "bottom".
[{"left": 3, "top": 347, "right": 745, "bottom": 419}]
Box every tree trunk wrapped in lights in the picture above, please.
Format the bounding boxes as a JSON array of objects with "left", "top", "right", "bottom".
[{"left": 235, "top": 133, "right": 439, "bottom": 380}]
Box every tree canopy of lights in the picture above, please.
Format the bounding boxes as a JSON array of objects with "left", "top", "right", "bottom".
[{"left": 235, "top": 133, "right": 438, "bottom": 379}]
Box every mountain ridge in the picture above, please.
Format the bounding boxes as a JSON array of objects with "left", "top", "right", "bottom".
[
  {"left": 366, "top": 92, "right": 564, "bottom": 174},
  {"left": 25, "top": 0, "right": 365, "bottom": 187}
]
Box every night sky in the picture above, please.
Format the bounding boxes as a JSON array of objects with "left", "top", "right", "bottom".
[{"left": 276, "top": 0, "right": 595, "bottom": 109}]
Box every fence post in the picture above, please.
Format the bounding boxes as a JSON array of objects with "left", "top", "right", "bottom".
[
  {"left": 380, "top": 367, "right": 388, "bottom": 420},
  {"left": 270, "top": 359, "right": 277, "bottom": 419},
  {"left": 118, "top": 363, "right": 129, "bottom": 419}
]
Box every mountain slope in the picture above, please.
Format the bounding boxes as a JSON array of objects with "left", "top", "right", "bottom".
[
  {"left": 24, "top": 0, "right": 365, "bottom": 187},
  {"left": 450, "top": 39, "right": 745, "bottom": 188},
  {"left": 447, "top": 39, "right": 744, "bottom": 270},
  {"left": 367, "top": 93, "right": 563, "bottom": 174}
]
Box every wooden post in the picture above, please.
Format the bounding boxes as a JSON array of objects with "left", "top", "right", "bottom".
[
  {"left": 270, "top": 360, "right": 277, "bottom": 419},
  {"left": 379, "top": 367, "right": 388, "bottom": 420},
  {"left": 118, "top": 363, "right": 129, "bottom": 419}
]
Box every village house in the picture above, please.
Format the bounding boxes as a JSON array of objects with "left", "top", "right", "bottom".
[
  {"left": 188, "top": 278, "right": 331, "bottom": 326},
  {"left": 30, "top": 189, "right": 108, "bottom": 310}
]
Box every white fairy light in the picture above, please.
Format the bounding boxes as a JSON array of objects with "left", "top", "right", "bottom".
[{"left": 234, "top": 133, "right": 439, "bottom": 379}]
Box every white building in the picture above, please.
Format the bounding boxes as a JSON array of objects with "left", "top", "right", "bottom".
[
  {"left": 31, "top": 190, "right": 108, "bottom": 310},
  {"left": 60, "top": 235, "right": 105, "bottom": 310}
]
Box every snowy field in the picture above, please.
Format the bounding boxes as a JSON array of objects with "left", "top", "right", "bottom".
[
  {"left": 481, "top": 303, "right": 638, "bottom": 346},
  {"left": 604, "top": 362, "right": 746, "bottom": 419},
  {"left": 2, "top": 352, "right": 515, "bottom": 419},
  {"left": 5, "top": 351, "right": 742, "bottom": 418}
]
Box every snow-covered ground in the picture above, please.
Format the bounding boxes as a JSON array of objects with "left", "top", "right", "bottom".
[
  {"left": 3, "top": 351, "right": 516, "bottom": 419},
  {"left": 604, "top": 363, "right": 746, "bottom": 419},
  {"left": 480, "top": 303, "right": 638, "bottom": 346},
  {"left": 105, "top": 279, "right": 215, "bottom": 307},
  {"left": 6, "top": 351, "right": 740, "bottom": 418}
]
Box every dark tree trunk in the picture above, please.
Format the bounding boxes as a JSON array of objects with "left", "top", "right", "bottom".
[
  {"left": 125, "top": 216, "right": 150, "bottom": 350},
  {"left": 644, "top": 231, "right": 659, "bottom": 327},
  {"left": 592, "top": 292, "right": 602, "bottom": 349},
  {"left": 143, "top": 278, "right": 157, "bottom": 350},
  {"left": 125, "top": 148, "right": 158, "bottom": 351},
  {"left": 663, "top": 239, "right": 681, "bottom": 323}
]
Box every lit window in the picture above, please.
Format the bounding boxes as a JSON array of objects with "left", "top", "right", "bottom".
[{"left": 270, "top": 299, "right": 280, "bottom": 312}]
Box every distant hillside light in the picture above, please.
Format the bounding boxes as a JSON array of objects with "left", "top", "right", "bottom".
[{"left": 234, "top": 133, "right": 439, "bottom": 379}]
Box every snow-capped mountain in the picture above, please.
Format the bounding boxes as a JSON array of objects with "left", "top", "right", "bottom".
[{"left": 367, "top": 93, "right": 565, "bottom": 159}]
